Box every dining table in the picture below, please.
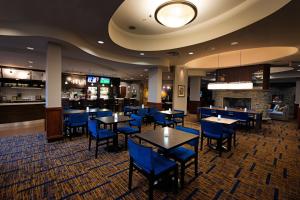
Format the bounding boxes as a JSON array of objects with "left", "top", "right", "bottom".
[
  {"left": 95, "top": 115, "right": 132, "bottom": 151},
  {"left": 201, "top": 116, "right": 238, "bottom": 151},
  {"left": 135, "top": 127, "right": 199, "bottom": 152}
]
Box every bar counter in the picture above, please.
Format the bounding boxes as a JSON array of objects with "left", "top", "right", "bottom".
[{"left": 0, "top": 101, "right": 45, "bottom": 123}]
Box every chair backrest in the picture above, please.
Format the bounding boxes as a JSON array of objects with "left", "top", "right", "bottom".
[
  {"left": 96, "top": 111, "right": 113, "bottom": 118},
  {"left": 68, "top": 112, "right": 89, "bottom": 124},
  {"left": 88, "top": 119, "right": 97, "bottom": 135},
  {"left": 137, "top": 108, "right": 147, "bottom": 116},
  {"left": 175, "top": 126, "right": 199, "bottom": 146},
  {"left": 148, "top": 107, "right": 158, "bottom": 115},
  {"left": 128, "top": 139, "right": 153, "bottom": 173},
  {"left": 200, "top": 120, "right": 224, "bottom": 137},
  {"left": 235, "top": 112, "right": 249, "bottom": 120},
  {"left": 129, "top": 114, "right": 142, "bottom": 129},
  {"left": 174, "top": 110, "right": 184, "bottom": 118},
  {"left": 153, "top": 112, "right": 165, "bottom": 122},
  {"left": 201, "top": 108, "right": 212, "bottom": 116}
]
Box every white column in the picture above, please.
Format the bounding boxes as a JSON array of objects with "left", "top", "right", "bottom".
[
  {"left": 173, "top": 66, "right": 188, "bottom": 113},
  {"left": 189, "top": 77, "right": 201, "bottom": 102},
  {"left": 148, "top": 67, "right": 162, "bottom": 104},
  {"left": 46, "top": 43, "right": 62, "bottom": 108}
]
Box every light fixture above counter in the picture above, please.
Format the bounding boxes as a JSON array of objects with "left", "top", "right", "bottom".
[{"left": 207, "top": 82, "right": 254, "bottom": 90}]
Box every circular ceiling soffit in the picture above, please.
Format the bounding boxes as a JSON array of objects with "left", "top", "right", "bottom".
[
  {"left": 155, "top": 1, "right": 197, "bottom": 28},
  {"left": 109, "top": 0, "right": 291, "bottom": 51},
  {"left": 185, "top": 47, "right": 298, "bottom": 69}
]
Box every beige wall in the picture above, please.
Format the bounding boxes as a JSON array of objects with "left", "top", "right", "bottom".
[
  {"left": 46, "top": 43, "right": 62, "bottom": 108},
  {"left": 148, "top": 68, "right": 162, "bottom": 103},
  {"left": 173, "top": 66, "right": 188, "bottom": 113}
]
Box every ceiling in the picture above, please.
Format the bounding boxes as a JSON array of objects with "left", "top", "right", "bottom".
[{"left": 0, "top": 0, "right": 299, "bottom": 80}]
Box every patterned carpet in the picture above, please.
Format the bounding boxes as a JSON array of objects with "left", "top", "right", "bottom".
[{"left": 0, "top": 119, "right": 299, "bottom": 200}]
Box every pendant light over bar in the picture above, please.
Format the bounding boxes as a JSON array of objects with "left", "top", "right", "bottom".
[
  {"left": 207, "top": 82, "right": 254, "bottom": 90},
  {"left": 155, "top": 1, "right": 197, "bottom": 28}
]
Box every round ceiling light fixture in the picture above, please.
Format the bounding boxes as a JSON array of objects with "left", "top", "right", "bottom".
[{"left": 155, "top": 0, "right": 197, "bottom": 28}]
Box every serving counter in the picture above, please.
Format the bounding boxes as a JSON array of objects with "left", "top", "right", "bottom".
[{"left": 0, "top": 102, "right": 45, "bottom": 123}]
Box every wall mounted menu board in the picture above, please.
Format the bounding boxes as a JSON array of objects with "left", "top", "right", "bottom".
[
  {"left": 100, "top": 77, "right": 110, "bottom": 84},
  {"left": 87, "top": 76, "right": 99, "bottom": 83},
  {"left": 63, "top": 74, "right": 86, "bottom": 88},
  {"left": 2, "top": 68, "right": 31, "bottom": 80}
]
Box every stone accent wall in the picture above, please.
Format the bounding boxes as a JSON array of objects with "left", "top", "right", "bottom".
[
  {"left": 212, "top": 90, "right": 272, "bottom": 117},
  {"left": 271, "top": 87, "right": 295, "bottom": 116}
]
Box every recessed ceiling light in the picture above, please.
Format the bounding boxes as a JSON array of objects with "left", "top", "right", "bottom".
[
  {"left": 210, "top": 47, "right": 215, "bottom": 51},
  {"left": 28, "top": 60, "right": 33, "bottom": 64},
  {"left": 131, "top": 77, "right": 134, "bottom": 79},
  {"left": 231, "top": 42, "right": 239, "bottom": 46},
  {"left": 140, "top": 74, "right": 143, "bottom": 77},
  {"left": 97, "top": 40, "right": 104, "bottom": 44},
  {"left": 188, "top": 52, "right": 194, "bottom": 55},
  {"left": 297, "top": 69, "right": 300, "bottom": 72},
  {"left": 140, "top": 52, "right": 145, "bottom": 56},
  {"left": 298, "top": 64, "right": 300, "bottom": 66},
  {"left": 144, "top": 68, "right": 149, "bottom": 72},
  {"left": 28, "top": 65, "right": 33, "bottom": 68},
  {"left": 26, "top": 47, "right": 34, "bottom": 50}
]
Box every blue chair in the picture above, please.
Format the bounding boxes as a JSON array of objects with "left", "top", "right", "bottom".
[
  {"left": 153, "top": 112, "right": 174, "bottom": 129},
  {"left": 200, "top": 120, "right": 232, "bottom": 156},
  {"left": 65, "top": 112, "right": 89, "bottom": 137},
  {"left": 147, "top": 107, "right": 158, "bottom": 124},
  {"left": 117, "top": 114, "right": 142, "bottom": 149},
  {"left": 95, "top": 111, "right": 113, "bottom": 117},
  {"left": 200, "top": 108, "right": 213, "bottom": 118},
  {"left": 235, "top": 112, "right": 250, "bottom": 130},
  {"left": 124, "top": 106, "right": 132, "bottom": 116},
  {"left": 128, "top": 139, "right": 178, "bottom": 199},
  {"left": 88, "top": 119, "right": 116, "bottom": 158},
  {"left": 137, "top": 108, "right": 148, "bottom": 125},
  {"left": 166, "top": 126, "right": 199, "bottom": 187},
  {"left": 172, "top": 110, "right": 185, "bottom": 126}
]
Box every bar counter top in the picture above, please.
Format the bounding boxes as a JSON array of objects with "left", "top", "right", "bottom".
[{"left": 0, "top": 101, "right": 45, "bottom": 106}]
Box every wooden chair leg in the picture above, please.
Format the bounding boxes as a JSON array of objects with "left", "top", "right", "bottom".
[
  {"left": 95, "top": 139, "right": 99, "bottom": 158},
  {"left": 200, "top": 135, "right": 204, "bottom": 150},
  {"left": 154, "top": 123, "right": 156, "bottom": 130},
  {"left": 217, "top": 139, "right": 222, "bottom": 157},
  {"left": 148, "top": 176, "right": 154, "bottom": 200},
  {"left": 174, "top": 166, "right": 178, "bottom": 193},
  {"left": 180, "top": 163, "right": 185, "bottom": 188},
  {"left": 88, "top": 135, "right": 92, "bottom": 151},
  {"left": 128, "top": 159, "right": 133, "bottom": 190}
]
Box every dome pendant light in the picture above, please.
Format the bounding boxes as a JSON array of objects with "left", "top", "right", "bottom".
[{"left": 155, "top": 1, "right": 197, "bottom": 28}]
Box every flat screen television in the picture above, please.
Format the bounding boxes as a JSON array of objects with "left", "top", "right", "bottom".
[
  {"left": 87, "top": 76, "right": 99, "bottom": 83},
  {"left": 100, "top": 77, "right": 110, "bottom": 84}
]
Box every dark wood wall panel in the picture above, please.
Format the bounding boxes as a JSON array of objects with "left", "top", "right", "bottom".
[
  {"left": 0, "top": 104, "right": 45, "bottom": 123},
  {"left": 45, "top": 107, "right": 63, "bottom": 141},
  {"left": 188, "top": 101, "right": 200, "bottom": 114},
  {"left": 146, "top": 102, "right": 162, "bottom": 110}
]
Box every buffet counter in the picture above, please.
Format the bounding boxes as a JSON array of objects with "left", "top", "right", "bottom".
[{"left": 0, "top": 101, "right": 45, "bottom": 123}]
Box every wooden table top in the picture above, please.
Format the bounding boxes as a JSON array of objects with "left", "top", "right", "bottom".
[
  {"left": 202, "top": 116, "right": 239, "bottom": 125},
  {"left": 63, "top": 108, "right": 111, "bottom": 115},
  {"left": 200, "top": 107, "right": 261, "bottom": 114},
  {"left": 95, "top": 115, "right": 132, "bottom": 124},
  {"left": 136, "top": 127, "right": 199, "bottom": 151},
  {"left": 159, "top": 110, "right": 183, "bottom": 116}
]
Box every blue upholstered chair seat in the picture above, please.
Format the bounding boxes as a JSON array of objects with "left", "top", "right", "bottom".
[
  {"left": 203, "top": 131, "right": 230, "bottom": 139},
  {"left": 156, "top": 120, "right": 173, "bottom": 125},
  {"left": 173, "top": 118, "right": 183, "bottom": 123},
  {"left": 135, "top": 151, "right": 177, "bottom": 176},
  {"left": 90, "top": 129, "right": 115, "bottom": 139},
  {"left": 66, "top": 121, "right": 87, "bottom": 127},
  {"left": 168, "top": 147, "right": 196, "bottom": 162},
  {"left": 117, "top": 126, "right": 139, "bottom": 134}
]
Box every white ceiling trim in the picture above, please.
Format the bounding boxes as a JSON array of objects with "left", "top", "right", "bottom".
[{"left": 109, "top": 0, "right": 291, "bottom": 51}]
